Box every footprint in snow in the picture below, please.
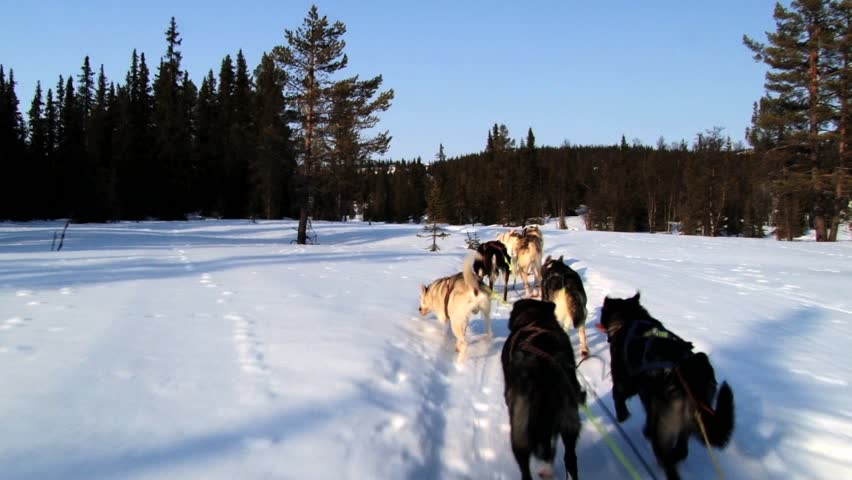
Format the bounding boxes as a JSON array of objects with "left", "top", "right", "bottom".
[{"left": 1, "top": 317, "right": 29, "bottom": 330}]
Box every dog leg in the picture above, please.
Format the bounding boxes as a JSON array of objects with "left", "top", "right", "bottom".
[
  {"left": 519, "top": 269, "right": 532, "bottom": 297},
  {"left": 503, "top": 269, "right": 510, "bottom": 302},
  {"left": 651, "top": 412, "right": 684, "bottom": 480},
  {"left": 612, "top": 386, "right": 631, "bottom": 422},
  {"left": 512, "top": 444, "right": 534, "bottom": 480},
  {"left": 537, "top": 463, "right": 554, "bottom": 478},
  {"left": 450, "top": 315, "right": 468, "bottom": 362},
  {"left": 577, "top": 324, "right": 588, "bottom": 358},
  {"left": 561, "top": 427, "right": 580, "bottom": 480},
  {"left": 482, "top": 299, "right": 493, "bottom": 338}
]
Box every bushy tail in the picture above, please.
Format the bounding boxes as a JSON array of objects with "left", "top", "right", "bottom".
[
  {"left": 568, "top": 289, "right": 588, "bottom": 329},
  {"left": 705, "top": 382, "right": 735, "bottom": 448},
  {"left": 463, "top": 252, "right": 492, "bottom": 296}
]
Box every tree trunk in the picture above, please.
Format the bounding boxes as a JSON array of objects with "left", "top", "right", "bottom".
[
  {"left": 297, "top": 205, "right": 308, "bottom": 244},
  {"left": 828, "top": 168, "right": 846, "bottom": 241},
  {"left": 814, "top": 214, "right": 827, "bottom": 241}
]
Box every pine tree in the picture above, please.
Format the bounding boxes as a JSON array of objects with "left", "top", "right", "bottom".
[
  {"left": 745, "top": 0, "right": 850, "bottom": 240},
  {"left": 273, "top": 5, "right": 349, "bottom": 244},
  {"left": 324, "top": 74, "right": 393, "bottom": 220}
]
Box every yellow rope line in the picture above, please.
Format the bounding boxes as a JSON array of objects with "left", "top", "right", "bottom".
[
  {"left": 695, "top": 411, "right": 725, "bottom": 480},
  {"left": 580, "top": 403, "right": 642, "bottom": 480},
  {"left": 490, "top": 290, "right": 510, "bottom": 305}
]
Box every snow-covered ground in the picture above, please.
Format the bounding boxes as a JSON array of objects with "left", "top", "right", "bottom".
[{"left": 0, "top": 218, "right": 850, "bottom": 479}]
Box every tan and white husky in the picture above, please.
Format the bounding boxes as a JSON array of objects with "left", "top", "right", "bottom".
[
  {"left": 515, "top": 225, "right": 544, "bottom": 298},
  {"left": 419, "top": 253, "right": 492, "bottom": 361}
]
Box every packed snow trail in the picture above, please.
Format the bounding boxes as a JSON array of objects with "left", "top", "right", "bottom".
[{"left": 0, "top": 219, "right": 850, "bottom": 479}]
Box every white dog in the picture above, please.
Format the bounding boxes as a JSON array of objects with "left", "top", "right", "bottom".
[{"left": 419, "top": 253, "right": 492, "bottom": 361}]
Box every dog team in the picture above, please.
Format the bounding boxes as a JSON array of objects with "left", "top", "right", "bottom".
[{"left": 418, "top": 225, "right": 735, "bottom": 480}]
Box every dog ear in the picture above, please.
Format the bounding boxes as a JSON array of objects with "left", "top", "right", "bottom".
[
  {"left": 558, "top": 255, "right": 564, "bottom": 263},
  {"left": 631, "top": 291, "right": 641, "bottom": 303},
  {"left": 544, "top": 254, "right": 552, "bottom": 264},
  {"left": 420, "top": 285, "right": 427, "bottom": 295}
]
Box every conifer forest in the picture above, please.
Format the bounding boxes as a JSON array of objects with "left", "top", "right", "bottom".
[{"left": 1, "top": 2, "right": 850, "bottom": 242}]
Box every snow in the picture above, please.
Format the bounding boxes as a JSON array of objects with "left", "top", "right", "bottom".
[{"left": 0, "top": 218, "right": 850, "bottom": 479}]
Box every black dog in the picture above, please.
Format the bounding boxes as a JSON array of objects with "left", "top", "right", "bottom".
[
  {"left": 502, "top": 299, "right": 585, "bottom": 480},
  {"left": 473, "top": 240, "right": 511, "bottom": 301},
  {"left": 541, "top": 255, "right": 589, "bottom": 358},
  {"left": 597, "top": 293, "right": 735, "bottom": 480}
]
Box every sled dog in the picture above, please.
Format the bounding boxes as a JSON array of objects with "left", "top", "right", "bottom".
[
  {"left": 419, "top": 253, "right": 492, "bottom": 361},
  {"left": 541, "top": 255, "right": 589, "bottom": 358},
  {"left": 473, "top": 240, "right": 512, "bottom": 302},
  {"left": 515, "top": 225, "right": 543, "bottom": 297},
  {"left": 597, "top": 293, "right": 735, "bottom": 480},
  {"left": 502, "top": 299, "right": 584, "bottom": 480}
]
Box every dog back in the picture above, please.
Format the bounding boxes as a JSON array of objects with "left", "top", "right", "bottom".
[
  {"left": 541, "top": 256, "right": 587, "bottom": 328},
  {"left": 502, "top": 299, "right": 584, "bottom": 469}
]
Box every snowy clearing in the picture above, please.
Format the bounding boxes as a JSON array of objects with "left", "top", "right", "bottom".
[{"left": 0, "top": 218, "right": 850, "bottom": 479}]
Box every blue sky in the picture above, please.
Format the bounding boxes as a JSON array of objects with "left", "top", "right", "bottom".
[{"left": 1, "top": 0, "right": 777, "bottom": 160}]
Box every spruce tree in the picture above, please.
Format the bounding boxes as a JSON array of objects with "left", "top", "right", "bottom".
[
  {"left": 77, "top": 56, "right": 95, "bottom": 122},
  {"left": 153, "top": 18, "right": 194, "bottom": 219},
  {"left": 194, "top": 70, "right": 221, "bottom": 215},
  {"left": 223, "top": 49, "right": 254, "bottom": 218},
  {"left": 27, "top": 81, "right": 47, "bottom": 218},
  {"left": 59, "top": 76, "right": 84, "bottom": 219},
  {"left": 0, "top": 67, "right": 28, "bottom": 219},
  {"left": 252, "top": 52, "right": 294, "bottom": 219}
]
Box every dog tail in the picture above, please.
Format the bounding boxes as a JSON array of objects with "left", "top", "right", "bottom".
[
  {"left": 463, "top": 252, "right": 492, "bottom": 296},
  {"left": 567, "top": 288, "right": 587, "bottom": 329},
  {"left": 705, "top": 381, "right": 735, "bottom": 448}
]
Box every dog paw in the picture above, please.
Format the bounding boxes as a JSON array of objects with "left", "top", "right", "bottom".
[
  {"left": 616, "top": 410, "right": 631, "bottom": 423},
  {"left": 537, "top": 463, "right": 554, "bottom": 478},
  {"left": 580, "top": 348, "right": 589, "bottom": 358}
]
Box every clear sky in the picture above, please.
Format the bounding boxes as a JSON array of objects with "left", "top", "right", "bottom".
[{"left": 1, "top": 0, "right": 778, "bottom": 160}]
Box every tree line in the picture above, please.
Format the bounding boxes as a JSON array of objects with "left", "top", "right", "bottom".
[
  {"left": 1, "top": 2, "right": 850, "bottom": 241},
  {"left": 0, "top": 6, "right": 394, "bottom": 244}
]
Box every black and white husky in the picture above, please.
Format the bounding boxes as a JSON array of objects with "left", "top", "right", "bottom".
[
  {"left": 502, "top": 299, "right": 585, "bottom": 480},
  {"left": 597, "top": 293, "right": 735, "bottom": 480},
  {"left": 541, "top": 255, "right": 588, "bottom": 358}
]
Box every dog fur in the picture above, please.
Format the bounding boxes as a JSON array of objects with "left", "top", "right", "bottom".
[
  {"left": 502, "top": 299, "right": 585, "bottom": 480},
  {"left": 419, "top": 253, "right": 492, "bottom": 362},
  {"left": 541, "top": 255, "right": 589, "bottom": 358},
  {"left": 597, "top": 293, "right": 735, "bottom": 480},
  {"left": 514, "top": 226, "right": 544, "bottom": 297},
  {"left": 473, "top": 240, "right": 512, "bottom": 302}
]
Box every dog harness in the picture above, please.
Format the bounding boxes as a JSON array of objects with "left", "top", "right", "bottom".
[
  {"left": 622, "top": 319, "right": 694, "bottom": 377},
  {"left": 443, "top": 281, "right": 455, "bottom": 320}
]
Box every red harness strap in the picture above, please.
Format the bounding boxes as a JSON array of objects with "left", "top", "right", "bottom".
[
  {"left": 509, "top": 324, "right": 558, "bottom": 364},
  {"left": 675, "top": 365, "right": 716, "bottom": 417}
]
